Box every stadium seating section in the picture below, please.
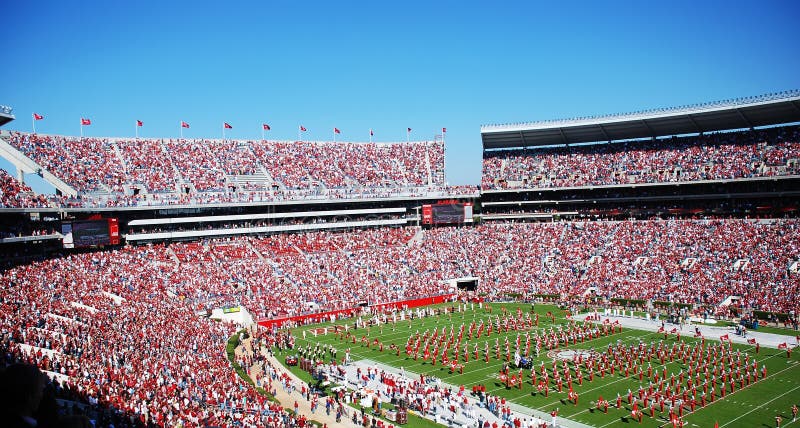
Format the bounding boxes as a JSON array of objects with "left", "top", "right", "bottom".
[
  {"left": 2, "top": 131, "right": 446, "bottom": 199},
  {"left": 0, "top": 168, "right": 49, "bottom": 208},
  {"left": 1, "top": 121, "right": 799, "bottom": 426},
  {"left": 482, "top": 125, "right": 800, "bottom": 189},
  {"left": 2, "top": 221, "right": 798, "bottom": 423},
  {"left": 0, "top": 214, "right": 800, "bottom": 426},
  {"left": 5, "top": 125, "right": 798, "bottom": 207}
]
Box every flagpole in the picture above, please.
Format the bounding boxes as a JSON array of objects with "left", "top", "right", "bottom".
[
  {"left": 32, "top": 115, "right": 36, "bottom": 134},
  {"left": 180, "top": 123, "right": 183, "bottom": 139},
  {"left": 333, "top": 128, "right": 336, "bottom": 143},
  {"left": 80, "top": 121, "right": 83, "bottom": 138},
  {"left": 407, "top": 128, "right": 410, "bottom": 143},
  {"left": 261, "top": 127, "right": 265, "bottom": 141},
  {"left": 135, "top": 121, "right": 138, "bottom": 139},
  {"left": 222, "top": 123, "right": 226, "bottom": 141}
]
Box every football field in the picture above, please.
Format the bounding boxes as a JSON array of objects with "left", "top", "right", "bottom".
[{"left": 277, "top": 302, "right": 800, "bottom": 427}]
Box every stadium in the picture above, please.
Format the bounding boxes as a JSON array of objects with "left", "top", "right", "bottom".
[{"left": 1, "top": 88, "right": 799, "bottom": 428}]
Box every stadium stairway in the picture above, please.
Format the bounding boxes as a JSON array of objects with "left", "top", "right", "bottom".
[
  {"left": 226, "top": 171, "right": 274, "bottom": 191},
  {"left": 392, "top": 158, "right": 410, "bottom": 187},
  {"left": 717, "top": 295, "right": 741, "bottom": 308},
  {"left": 162, "top": 142, "right": 185, "bottom": 192},
  {"left": 680, "top": 257, "right": 698, "bottom": 270},
  {"left": 244, "top": 240, "right": 265, "bottom": 260},
  {"left": 558, "top": 225, "right": 569, "bottom": 244},
  {"left": 108, "top": 140, "right": 128, "bottom": 175},
  {"left": 102, "top": 291, "right": 126, "bottom": 304},
  {"left": 18, "top": 342, "right": 72, "bottom": 383},
  {"left": 579, "top": 223, "right": 621, "bottom": 278},
  {"left": 46, "top": 312, "right": 87, "bottom": 327},
  {"left": 0, "top": 131, "right": 78, "bottom": 196},
  {"left": 93, "top": 183, "right": 116, "bottom": 197},
  {"left": 732, "top": 258, "right": 750, "bottom": 271},
  {"left": 407, "top": 227, "right": 425, "bottom": 246},
  {"left": 424, "top": 149, "right": 432, "bottom": 186},
  {"left": 70, "top": 301, "right": 98, "bottom": 314},
  {"left": 165, "top": 246, "right": 181, "bottom": 264},
  {"left": 543, "top": 253, "right": 558, "bottom": 278}
]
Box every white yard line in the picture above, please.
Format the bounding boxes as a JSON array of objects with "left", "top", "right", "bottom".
[{"left": 719, "top": 383, "right": 800, "bottom": 427}]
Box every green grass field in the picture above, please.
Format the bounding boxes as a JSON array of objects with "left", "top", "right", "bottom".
[{"left": 275, "top": 303, "right": 800, "bottom": 428}]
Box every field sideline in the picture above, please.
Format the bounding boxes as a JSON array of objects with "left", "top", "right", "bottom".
[{"left": 275, "top": 303, "right": 800, "bottom": 428}]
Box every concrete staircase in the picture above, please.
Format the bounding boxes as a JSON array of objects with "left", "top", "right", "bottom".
[
  {"left": 0, "top": 131, "right": 78, "bottom": 196},
  {"left": 226, "top": 171, "right": 274, "bottom": 190}
]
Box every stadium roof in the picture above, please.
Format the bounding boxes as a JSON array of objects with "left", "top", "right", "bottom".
[
  {"left": 480, "top": 90, "right": 800, "bottom": 150},
  {"left": 0, "top": 105, "right": 14, "bottom": 127}
]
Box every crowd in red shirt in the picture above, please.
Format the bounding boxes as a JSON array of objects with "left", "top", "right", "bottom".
[
  {"left": 0, "top": 168, "right": 49, "bottom": 208},
  {"left": 483, "top": 125, "right": 800, "bottom": 189},
  {"left": 0, "top": 219, "right": 797, "bottom": 425},
  {"left": 3, "top": 131, "right": 447, "bottom": 200}
]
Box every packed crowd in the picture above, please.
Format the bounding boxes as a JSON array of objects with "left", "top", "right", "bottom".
[
  {"left": 482, "top": 125, "right": 800, "bottom": 189},
  {"left": 5, "top": 132, "right": 127, "bottom": 193},
  {"left": 0, "top": 219, "right": 797, "bottom": 426},
  {"left": 115, "top": 139, "right": 179, "bottom": 193},
  {"left": 2, "top": 131, "right": 445, "bottom": 195},
  {"left": 0, "top": 247, "right": 340, "bottom": 427},
  {"left": 120, "top": 220, "right": 800, "bottom": 318},
  {"left": 7, "top": 219, "right": 797, "bottom": 323},
  {"left": 0, "top": 168, "right": 49, "bottom": 208}
]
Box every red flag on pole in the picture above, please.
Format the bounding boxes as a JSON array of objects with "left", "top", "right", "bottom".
[
  {"left": 137, "top": 120, "right": 143, "bottom": 127},
  {"left": 778, "top": 343, "right": 788, "bottom": 349},
  {"left": 442, "top": 127, "right": 447, "bottom": 133},
  {"left": 747, "top": 338, "right": 757, "bottom": 344},
  {"left": 334, "top": 127, "right": 341, "bottom": 134},
  {"left": 81, "top": 118, "right": 92, "bottom": 125},
  {"left": 299, "top": 125, "right": 307, "bottom": 132},
  {"left": 181, "top": 121, "right": 190, "bottom": 128},
  {"left": 719, "top": 334, "right": 729, "bottom": 342},
  {"left": 33, "top": 113, "right": 44, "bottom": 120},
  {"left": 407, "top": 127, "right": 412, "bottom": 133},
  {"left": 224, "top": 122, "right": 233, "bottom": 129},
  {"left": 263, "top": 124, "right": 271, "bottom": 130}
]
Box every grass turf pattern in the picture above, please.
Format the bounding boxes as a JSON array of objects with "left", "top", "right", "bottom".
[{"left": 276, "top": 303, "right": 800, "bottom": 428}]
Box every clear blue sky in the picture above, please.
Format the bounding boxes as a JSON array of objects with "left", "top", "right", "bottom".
[{"left": 1, "top": 0, "right": 799, "bottom": 191}]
